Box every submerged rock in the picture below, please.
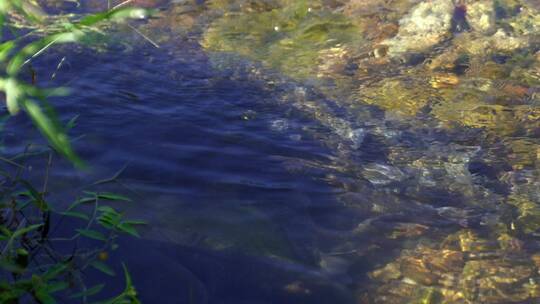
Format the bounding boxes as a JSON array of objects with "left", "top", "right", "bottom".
[
  {"left": 317, "top": 45, "right": 352, "bottom": 79},
  {"left": 508, "top": 5, "right": 540, "bottom": 36},
  {"left": 507, "top": 194, "right": 540, "bottom": 234},
  {"left": 432, "top": 79, "right": 522, "bottom": 135},
  {"left": 361, "top": 163, "right": 406, "bottom": 186},
  {"left": 366, "top": 230, "right": 540, "bottom": 303},
  {"left": 358, "top": 77, "right": 434, "bottom": 117},
  {"left": 202, "top": 0, "right": 362, "bottom": 79},
  {"left": 461, "top": 259, "right": 534, "bottom": 303},
  {"left": 382, "top": 0, "right": 454, "bottom": 57},
  {"left": 465, "top": 0, "right": 497, "bottom": 34}
]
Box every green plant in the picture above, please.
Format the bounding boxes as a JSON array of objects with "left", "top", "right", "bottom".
[
  {"left": 0, "top": 1, "right": 150, "bottom": 303},
  {"left": 0, "top": 0, "right": 149, "bottom": 167},
  {"left": 0, "top": 149, "right": 146, "bottom": 303}
]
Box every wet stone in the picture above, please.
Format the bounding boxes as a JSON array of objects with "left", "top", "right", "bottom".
[
  {"left": 361, "top": 163, "right": 406, "bottom": 186},
  {"left": 358, "top": 78, "right": 434, "bottom": 117},
  {"left": 381, "top": 0, "right": 454, "bottom": 57},
  {"left": 465, "top": 0, "right": 497, "bottom": 35},
  {"left": 366, "top": 230, "right": 540, "bottom": 303}
]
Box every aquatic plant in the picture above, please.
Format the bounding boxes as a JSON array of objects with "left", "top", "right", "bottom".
[{"left": 0, "top": 1, "right": 148, "bottom": 302}]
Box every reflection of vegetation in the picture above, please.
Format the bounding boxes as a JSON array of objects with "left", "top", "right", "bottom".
[
  {"left": 203, "top": 0, "right": 362, "bottom": 79},
  {"left": 1, "top": 1, "right": 146, "bottom": 302}
]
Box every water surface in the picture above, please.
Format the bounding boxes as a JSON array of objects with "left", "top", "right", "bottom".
[{"left": 6, "top": 0, "right": 540, "bottom": 303}]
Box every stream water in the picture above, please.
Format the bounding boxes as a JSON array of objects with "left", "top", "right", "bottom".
[{"left": 4, "top": 0, "right": 540, "bottom": 303}]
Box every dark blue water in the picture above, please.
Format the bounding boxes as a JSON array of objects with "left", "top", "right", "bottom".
[
  {"left": 8, "top": 2, "right": 538, "bottom": 303},
  {"left": 7, "top": 39, "right": 371, "bottom": 303},
  {"left": 5, "top": 35, "right": 503, "bottom": 304}
]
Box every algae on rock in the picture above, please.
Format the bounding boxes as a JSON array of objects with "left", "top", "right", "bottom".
[
  {"left": 358, "top": 77, "right": 435, "bottom": 117},
  {"left": 202, "top": 0, "right": 363, "bottom": 79}
]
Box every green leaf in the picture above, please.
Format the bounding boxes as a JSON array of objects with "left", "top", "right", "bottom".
[
  {"left": 97, "top": 193, "right": 131, "bottom": 202},
  {"left": 65, "top": 114, "right": 80, "bottom": 131},
  {"left": 35, "top": 289, "right": 57, "bottom": 304},
  {"left": 43, "top": 263, "right": 68, "bottom": 280},
  {"left": 117, "top": 223, "right": 140, "bottom": 238},
  {"left": 12, "top": 224, "right": 43, "bottom": 240},
  {"left": 98, "top": 218, "right": 116, "bottom": 229},
  {"left": 46, "top": 281, "right": 69, "bottom": 293},
  {"left": 122, "top": 220, "right": 147, "bottom": 226},
  {"left": 70, "top": 284, "right": 105, "bottom": 299},
  {"left": 19, "top": 180, "right": 48, "bottom": 211},
  {"left": 97, "top": 206, "right": 118, "bottom": 214},
  {"left": 121, "top": 263, "right": 140, "bottom": 303},
  {"left": 31, "top": 274, "right": 44, "bottom": 289},
  {"left": 0, "top": 258, "right": 25, "bottom": 274},
  {"left": 22, "top": 84, "right": 70, "bottom": 99},
  {"left": 0, "top": 225, "right": 12, "bottom": 237},
  {"left": 5, "top": 78, "right": 22, "bottom": 115},
  {"left": 20, "top": 0, "right": 47, "bottom": 22},
  {"left": 91, "top": 261, "right": 116, "bottom": 277},
  {"left": 0, "top": 40, "right": 15, "bottom": 61},
  {"left": 99, "top": 264, "right": 139, "bottom": 304},
  {"left": 76, "top": 229, "right": 107, "bottom": 241},
  {"left": 3, "top": 224, "right": 43, "bottom": 256},
  {"left": 98, "top": 209, "right": 121, "bottom": 228},
  {"left": 60, "top": 211, "right": 90, "bottom": 221},
  {"left": 122, "top": 264, "right": 133, "bottom": 287},
  {"left": 8, "top": 32, "right": 82, "bottom": 75},
  {"left": 78, "top": 7, "right": 149, "bottom": 27},
  {"left": 67, "top": 196, "right": 97, "bottom": 211},
  {"left": 22, "top": 99, "right": 85, "bottom": 168}
]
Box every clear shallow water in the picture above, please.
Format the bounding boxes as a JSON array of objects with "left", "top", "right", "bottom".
[
  {"left": 5, "top": 0, "right": 540, "bottom": 303},
  {"left": 10, "top": 40, "right": 364, "bottom": 303}
]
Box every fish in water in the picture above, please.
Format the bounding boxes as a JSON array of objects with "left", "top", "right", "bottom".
[{"left": 92, "top": 238, "right": 355, "bottom": 304}]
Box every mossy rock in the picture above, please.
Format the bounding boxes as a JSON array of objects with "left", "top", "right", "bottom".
[
  {"left": 507, "top": 194, "right": 540, "bottom": 234},
  {"left": 431, "top": 84, "right": 521, "bottom": 135},
  {"left": 504, "top": 138, "right": 540, "bottom": 169},
  {"left": 507, "top": 5, "right": 540, "bottom": 36},
  {"left": 358, "top": 78, "right": 434, "bottom": 117},
  {"left": 202, "top": 0, "right": 363, "bottom": 79},
  {"left": 205, "top": 0, "right": 282, "bottom": 13},
  {"left": 461, "top": 259, "right": 534, "bottom": 303},
  {"left": 411, "top": 287, "right": 443, "bottom": 304}
]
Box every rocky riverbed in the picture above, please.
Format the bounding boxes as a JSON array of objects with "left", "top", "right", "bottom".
[{"left": 24, "top": 0, "right": 540, "bottom": 302}]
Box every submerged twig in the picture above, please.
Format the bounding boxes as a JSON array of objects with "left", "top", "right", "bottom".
[
  {"left": 127, "top": 24, "right": 160, "bottom": 48},
  {"left": 42, "top": 151, "right": 52, "bottom": 194},
  {"left": 93, "top": 163, "right": 129, "bottom": 185},
  {"left": 51, "top": 56, "right": 67, "bottom": 80},
  {"left": 113, "top": 0, "right": 135, "bottom": 10},
  {"left": 22, "top": 36, "right": 61, "bottom": 68},
  {"left": 0, "top": 156, "right": 25, "bottom": 169}
]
